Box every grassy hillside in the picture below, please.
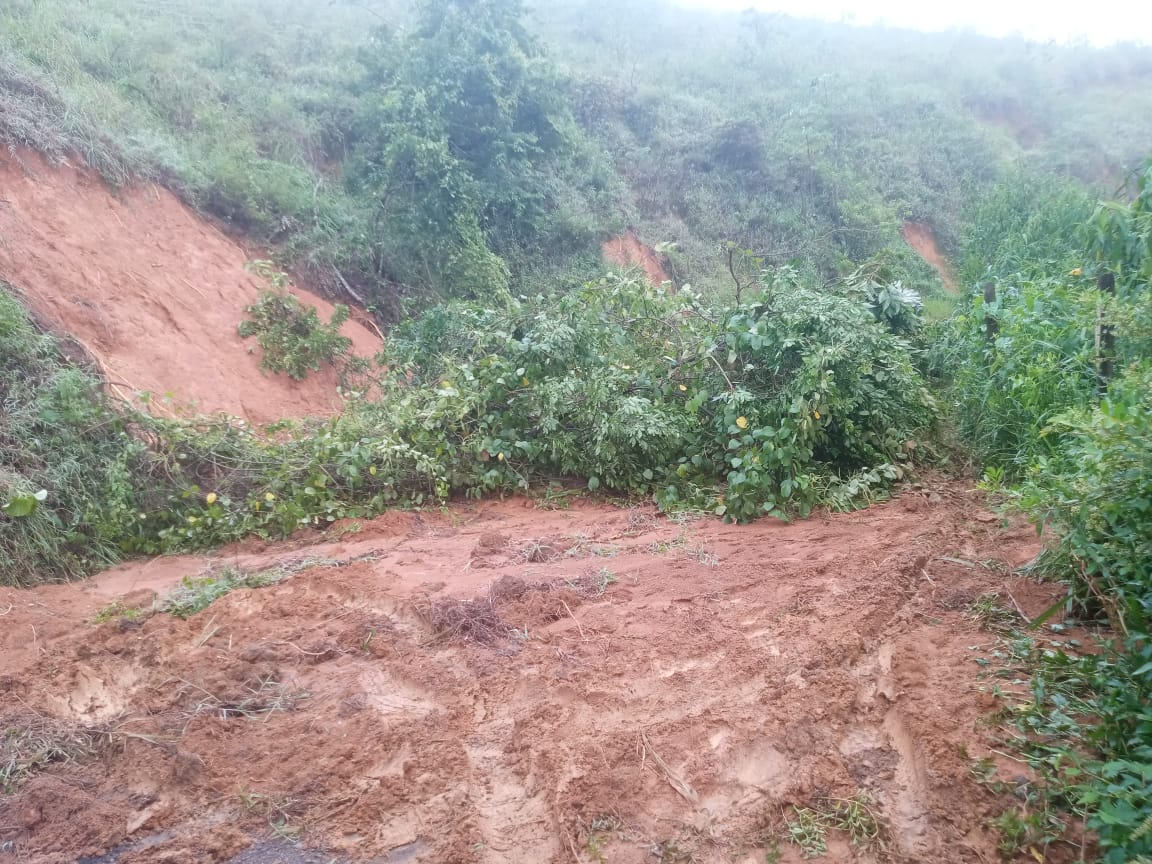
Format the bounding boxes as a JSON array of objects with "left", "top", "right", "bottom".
[
  {"left": 536, "top": 0, "right": 1152, "bottom": 290},
  {"left": 3, "top": 0, "right": 1151, "bottom": 307}
]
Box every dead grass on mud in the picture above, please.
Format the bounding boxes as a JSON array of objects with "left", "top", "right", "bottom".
[
  {"left": 416, "top": 570, "right": 616, "bottom": 645},
  {"left": 0, "top": 712, "right": 99, "bottom": 794}
]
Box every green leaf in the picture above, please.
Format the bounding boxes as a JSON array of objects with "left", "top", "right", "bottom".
[{"left": 2, "top": 490, "right": 47, "bottom": 518}]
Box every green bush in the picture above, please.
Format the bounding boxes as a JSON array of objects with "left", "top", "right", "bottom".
[
  {"left": 1020, "top": 364, "right": 1152, "bottom": 634},
  {"left": 237, "top": 268, "right": 353, "bottom": 381},
  {"left": 933, "top": 275, "right": 1099, "bottom": 474},
  {"left": 0, "top": 287, "right": 143, "bottom": 584},
  {"left": 943, "top": 164, "right": 1152, "bottom": 863},
  {"left": 130, "top": 272, "right": 933, "bottom": 554},
  {"left": 1012, "top": 364, "right": 1152, "bottom": 862}
]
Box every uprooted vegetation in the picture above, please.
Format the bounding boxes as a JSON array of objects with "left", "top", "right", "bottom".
[
  {"left": 237, "top": 263, "right": 355, "bottom": 382},
  {"left": 1, "top": 268, "right": 934, "bottom": 585},
  {"left": 417, "top": 571, "right": 620, "bottom": 645},
  {"left": 0, "top": 713, "right": 100, "bottom": 795}
]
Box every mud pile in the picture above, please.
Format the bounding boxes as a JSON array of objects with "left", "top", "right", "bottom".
[{"left": 0, "top": 485, "right": 1059, "bottom": 863}]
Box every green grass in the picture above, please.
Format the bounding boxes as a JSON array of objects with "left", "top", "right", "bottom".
[
  {"left": 158, "top": 566, "right": 290, "bottom": 619},
  {"left": 3, "top": 0, "right": 1150, "bottom": 307},
  {"left": 782, "top": 794, "right": 889, "bottom": 859},
  {"left": 0, "top": 285, "right": 145, "bottom": 584},
  {"left": 92, "top": 601, "right": 150, "bottom": 625}
]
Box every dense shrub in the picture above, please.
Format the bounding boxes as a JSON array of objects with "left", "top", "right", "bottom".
[
  {"left": 943, "top": 163, "right": 1152, "bottom": 862},
  {"left": 380, "top": 273, "right": 935, "bottom": 521},
  {"left": 238, "top": 277, "right": 353, "bottom": 380},
  {"left": 932, "top": 275, "right": 1099, "bottom": 473},
  {"left": 0, "top": 272, "right": 937, "bottom": 580},
  {"left": 0, "top": 287, "right": 143, "bottom": 584},
  {"left": 1013, "top": 363, "right": 1152, "bottom": 863}
]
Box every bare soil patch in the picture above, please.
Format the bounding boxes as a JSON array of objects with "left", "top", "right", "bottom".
[
  {"left": 901, "top": 222, "right": 958, "bottom": 295},
  {"left": 0, "top": 149, "right": 380, "bottom": 424},
  {"left": 603, "top": 230, "right": 672, "bottom": 287},
  {"left": 0, "top": 484, "right": 1063, "bottom": 863}
]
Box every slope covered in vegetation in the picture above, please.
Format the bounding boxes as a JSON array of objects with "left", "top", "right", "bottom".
[{"left": 3, "top": 0, "right": 1151, "bottom": 307}]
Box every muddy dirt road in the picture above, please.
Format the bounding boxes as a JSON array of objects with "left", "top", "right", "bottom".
[{"left": 0, "top": 484, "right": 1056, "bottom": 863}]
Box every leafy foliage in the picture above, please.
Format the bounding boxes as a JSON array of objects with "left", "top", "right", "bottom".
[
  {"left": 933, "top": 275, "right": 1099, "bottom": 473},
  {"left": 958, "top": 170, "right": 1096, "bottom": 285},
  {"left": 238, "top": 265, "right": 353, "bottom": 380},
  {"left": 110, "top": 272, "right": 930, "bottom": 555},
  {"left": 0, "top": 286, "right": 146, "bottom": 585},
  {"left": 1087, "top": 159, "right": 1152, "bottom": 290},
  {"left": 1, "top": 272, "right": 934, "bottom": 582},
  {"left": 347, "top": 0, "right": 608, "bottom": 296},
  {"left": 946, "top": 163, "right": 1152, "bottom": 862},
  {"left": 382, "top": 272, "right": 933, "bottom": 521}
]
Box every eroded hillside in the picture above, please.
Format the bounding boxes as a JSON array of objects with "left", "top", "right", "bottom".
[{"left": 0, "top": 150, "right": 379, "bottom": 424}]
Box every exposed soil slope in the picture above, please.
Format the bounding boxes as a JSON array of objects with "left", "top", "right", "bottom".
[
  {"left": 901, "top": 222, "right": 958, "bottom": 295},
  {"left": 0, "top": 150, "right": 379, "bottom": 424},
  {"left": 603, "top": 230, "right": 672, "bottom": 287},
  {"left": 0, "top": 484, "right": 1061, "bottom": 864}
]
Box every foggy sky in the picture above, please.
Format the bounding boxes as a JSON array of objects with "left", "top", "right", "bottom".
[{"left": 673, "top": 0, "right": 1152, "bottom": 46}]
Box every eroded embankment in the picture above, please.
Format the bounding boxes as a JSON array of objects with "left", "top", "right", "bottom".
[{"left": 0, "top": 149, "right": 379, "bottom": 424}]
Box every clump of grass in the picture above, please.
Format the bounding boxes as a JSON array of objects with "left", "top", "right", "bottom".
[
  {"left": 158, "top": 566, "right": 286, "bottom": 619},
  {"left": 651, "top": 836, "right": 701, "bottom": 863},
  {"left": 646, "top": 529, "right": 691, "bottom": 555},
  {"left": 687, "top": 544, "right": 720, "bottom": 567},
  {"left": 782, "top": 794, "right": 890, "bottom": 859},
  {"left": 565, "top": 566, "right": 618, "bottom": 598},
  {"left": 580, "top": 813, "right": 628, "bottom": 862},
  {"left": 92, "top": 600, "right": 151, "bottom": 625},
  {"left": 239, "top": 789, "right": 303, "bottom": 841},
  {"left": 0, "top": 54, "right": 132, "bottom": 183},
  {"left": 623, "top": 510, "right": 659, "bottom": 536},
  {"left": 1, "top": 713, "right": 99, "bottom": 793},
  {"left": 518, "top": 539, "right": 565, "bottom": 564},
  {"left": 157, "top": 557, "right": 343, "bottom": 620},
  {"left": 966, "top": 592, "right": 1020, "bottom": 632},
  {"left": 645, "top": 530, "right": 719, "bottom": 567},
  {"left": 785, "top": 807, "right": 827, "bottom": 859}
]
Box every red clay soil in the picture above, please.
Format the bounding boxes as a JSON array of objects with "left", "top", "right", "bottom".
[
  {"left": 603, "top": 230, "right": 673, "bottom": 287},
  {"left": 0, "top": 483, "right": 1071, "bottom": 864},
  {"left": 0, "top": 150, "right": 380, "bottom": 424},
  {"left": 901, "top": 222, "right": 959, "bottom": 295}
]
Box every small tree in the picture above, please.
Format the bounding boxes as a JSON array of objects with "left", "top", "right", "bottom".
[{"left": 351, "top": 0, "right": 574, "bottom": 297}]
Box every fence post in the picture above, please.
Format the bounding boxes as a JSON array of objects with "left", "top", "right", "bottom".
[
  {"left": 1097, "top": 271, "right": 1116, "bottom": 393},
  {"left": 983, "top": 282, "right": 998, "bottom": 341}
]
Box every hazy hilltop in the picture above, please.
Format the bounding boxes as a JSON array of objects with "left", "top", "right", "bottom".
[
  {"left": 532, "top": 0, "right": 1152, "bottom": 283},
  {"left": 3, "top": 0, "right": 1151, "bottom": 305}
]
